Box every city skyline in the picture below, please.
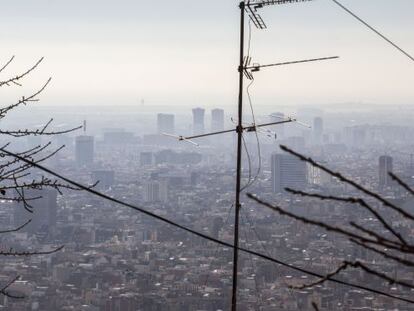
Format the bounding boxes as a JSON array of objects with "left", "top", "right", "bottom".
[{"left": 0, "top": 1, "right": 414, "bottom": 309}]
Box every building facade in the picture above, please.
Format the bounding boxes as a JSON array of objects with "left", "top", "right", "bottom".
[
  {"left": 75, "top": 135, "right": 94, "bottom": 167},
  {"left": 14, "top": 189, "right": 58, "bottom": 234},
  {"left": 379, "top": 155, "right": 393, "bottom": 189},
  {"left": 271, "top": 153, "right": 307, "bottom": 193},
  {"left": 211, "top": 109, "right": 224, "bottom": 132},
  {"left": 157, "top": 113, "right": 175, "bottom": 134},
  {"left": 192, "top": 108, "right": 205, "bottom": 135}
]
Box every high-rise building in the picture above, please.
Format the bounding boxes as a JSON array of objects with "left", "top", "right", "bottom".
[
  {"left": 271, "top": 153, "right": 307, "bottom": 193},
  {"left": 75, "top": 135, "right": 94, "bottom": 167},
  {"left": 192, "top": 108, "right": 205, "bottom": 135},
  {"left": 14, "top": 189, "right": 57, "bottom": 234},
  {"left": 157, "top": 113, "right": 175, "bottom": 134},
  {"left": 211, "top": 109, "right": 224, "bottom": 132},
  {"left": 143, "top": 181, "right": 168, "bottom": 203},
  {"left": 379, "top": 155, "right": 393, "bottom": 189},
  {"left": 313, "top": 117, "right": 323, "bottom": 143}
]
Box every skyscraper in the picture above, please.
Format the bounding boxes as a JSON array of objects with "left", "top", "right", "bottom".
[
  {"left": 211, "top": 108, "right": 224, "bottom": 132},
  {"left": 192, "top": 108, "right": 205, "bottom": 135},
  {"left": 379, "top": 155, "right": 393, "bottom": 189},
  {"left": 271, "top": 153, "right": 307, "bottom": 193},
  {"left": 144, "top": 181, "right": 168, "bottom": 203},
  {"left": 75, "top": 135, "right": 94, "bottom": 167},
  {"left": 14, "top": 189, "right": 57, "bottom": 234},
  {"left": 157, "top": 113, "right": 175, "bottom": 134}
]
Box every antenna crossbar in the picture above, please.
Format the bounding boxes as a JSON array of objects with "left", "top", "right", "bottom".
[
  {"left": 243, "top": 56, "right": 339, "bottom": 79},
  {"left": 246, "top": 5, "right": 267, "bottom": 29},
  {"left": 166, "top": 119, "right": 295, "bottom": 142},
  {"left": 166, "top": 1, "right": 337, "bottom": 309},
  {"left": 247, "top": 0, "right": 314, "bottom": 8},
  {"left": 245, "top": 56, "right": 339, "bottom": 71},
  {"left": 246, "top": 0, "right": 314, "bottom": 28}
]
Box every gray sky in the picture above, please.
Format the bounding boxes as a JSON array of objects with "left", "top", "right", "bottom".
[{"left": 1, "top": 0, "right": 413, "bottom": 108}]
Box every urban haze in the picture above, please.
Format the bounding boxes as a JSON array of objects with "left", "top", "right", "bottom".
[{"left": 0, "top": 1, "right": 413, "bottom": 311}]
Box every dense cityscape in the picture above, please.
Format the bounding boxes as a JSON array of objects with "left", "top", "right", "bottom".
[{"left": 0, "top": 104, "right": 413, "bottom": 310}]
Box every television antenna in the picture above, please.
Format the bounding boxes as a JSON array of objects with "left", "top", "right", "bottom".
[{"left": 165, "top": 1, "right": 339, "bottom": 309}]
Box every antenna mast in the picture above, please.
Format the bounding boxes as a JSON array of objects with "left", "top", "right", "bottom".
[
  {"left": 163, "top": 1, "right": 338, "bottom": 309},
  {"left": 232, "top": 1, "right": 326, "bottom": 310},
  {"left": 232, "top": 3, "right": 246, "bottom": 310}
]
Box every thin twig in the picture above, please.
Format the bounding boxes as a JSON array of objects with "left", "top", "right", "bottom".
[
  {"left": 0, "top": 220, "right": 31, "bottom": 234},
  {"left": 389, "top": 172, "right": 414, "bottom": 195},
  {"left": 280, "top": 145, "right": 414, "bottom": 221},
  {"left": 0, "top": 276, "right": 24, "bottom": 299},
  {"left": 311, "top": 302, "right": 320, "bottom": 311},
  {"left": 0, "top": 125, "right": 82, "bottom": 137},
  {"left": 0, "top": 56, "right": 15, "bottom": 74},
  {"left": 247, "top": 193, "right": 414, "bottom": 254},
  {"left": 0, "top": 77, "right": 51, "bottom": 119},
  {"left": 0, "top": 245, "right": 64, "bottom": 257},
  {"left": 350, "top": 239, "right": 414, "bottom": 267},
  {"left": 1, "top": 147, "right": 413, "bottom": 303},
  {"left": 350, "top": 261, "right": 414, "bottom": 289},
  {"left": 293, "top": 260, "right": 414, "bottom": 290},
  {"left": 286, "top": 187, "right": 407, "bottom": 245},
  {"left": 0, "top": 57, "right": 44, "bottom": 88}
]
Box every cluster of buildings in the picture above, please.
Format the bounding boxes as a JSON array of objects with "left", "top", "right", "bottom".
[
  {"left": 156, "top": 108, "right": 225, "bottom": 136},
  {"left": 1, "top": 105, "right": 414, "bottom": 310}
]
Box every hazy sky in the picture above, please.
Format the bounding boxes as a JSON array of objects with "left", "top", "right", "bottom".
[{"left": 1, "top": 0, "right": 413, "bottom": 108}]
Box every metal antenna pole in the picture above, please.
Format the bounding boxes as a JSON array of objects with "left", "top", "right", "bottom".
[
  {"left": 232, "top": 2, "right": 245, "bottom": 310},
  {"left": 161, "top": 3, "right": 336, "bottom": 309}
]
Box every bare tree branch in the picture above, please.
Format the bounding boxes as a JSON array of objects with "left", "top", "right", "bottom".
[
  {"left": 293, "top": 260, "right": 414, "bottom": 290},
  {"left": 247, "top": 193, "right": 413, "bottom": 254},
  {"left": 0, "top": 56, "right": 15, "bottom": 74},
  {"left": 389, "top": 172, "right": 414, "bottom": 196},
  {"left": 0, "top": 57, "right": 80, "bottom": 299},
  {"left": 0, "top": 276, "right": 24, "bottom": 299},
  {"left": 2, "top": 146, "right": 414, "bottom": 304},
  {"left": 0, "top": 220, "right": 31, "bottom": 234},
  {"left": 280, "top": 144, "right": 414, "bottom": 221},
  {"left": 0, "top": 77, "right": 51, "bottom": 119},
  {"left": 0, "top": 57, "right": 43, "bottom": 88},
  {"left": 286, "top": 187, "right": 407, "bottom": 245},
  {"left": 251, "top": 146, "right": 414, "bottom": 298},
  {"left": 311, "top": 302, "right": 320, "bottom": 311},
  {"left": 0, "top": 123, "right": 82, "bottom": 137},
  {"left": 350, "top": 239, "right": 414, "bottom": 267},
  {"left": 13, "top": 183, "right": 34, "bottom": 213},
  {"left": 0, "top": 245, "right": 64, "bottom": 257}
]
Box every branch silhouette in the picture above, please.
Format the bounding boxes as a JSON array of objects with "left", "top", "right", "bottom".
[
  {"left": 248, "top": 145, "right": 414, "bottom": 296},
  {"left": 280, "top": 144, "right": 414, "bottom": 221},
  {"left": 0, "top": 276, "right": 24, "bottom": 299},
  {"left": 285, "top": 187, "right": 407, "bottom": 245},
  {"left": 0, "top": 57, "right": 83, "bottom": 298},
  {"left": 1, "top": 146, "right": 414, "bottom": 304}
]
